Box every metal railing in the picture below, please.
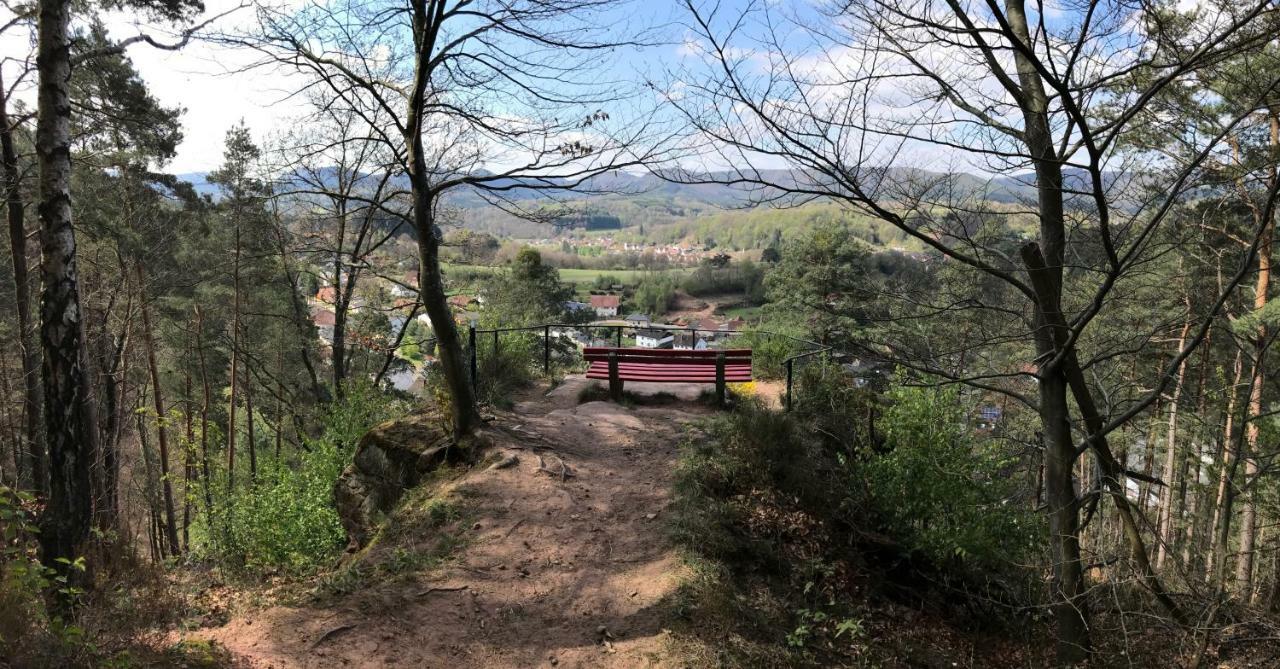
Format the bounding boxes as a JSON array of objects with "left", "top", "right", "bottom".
[
  {"left": 464, "top": 321, "right": 830, "bottom": 410},
  {"left": 781, "top": 345, "right": 834, "bottom": 411}
]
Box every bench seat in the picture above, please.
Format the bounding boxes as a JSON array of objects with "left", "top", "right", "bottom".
[
  {"left": 586, "top": 362, "right": 752, "bottom": 382},
  {"left": 582, "top": 347, "right": 753, "bottom": 404}
]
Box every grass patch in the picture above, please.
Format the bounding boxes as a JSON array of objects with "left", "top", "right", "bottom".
[
  {"left": 721, "top": 304, "right": 764, "bottom": 320},
  {"left": 443, "top": 262, "right": 693, "bottom": 290}
]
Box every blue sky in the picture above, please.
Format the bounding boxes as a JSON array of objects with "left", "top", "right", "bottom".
[{"left": 0, "top": 0, "right": 1148, "bottom": 175}]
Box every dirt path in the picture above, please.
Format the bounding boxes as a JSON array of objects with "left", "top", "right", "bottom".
[{"left": 197, "top": 377, "right": 711, "bottom": 668}]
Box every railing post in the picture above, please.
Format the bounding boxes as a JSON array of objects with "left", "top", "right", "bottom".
[
  {"left": 785, "top": 358, "right": 793, "bottom": 412},
  {"left": 715, "top": 351, "right": 726, "bottom": 407},
  {"left": 544, "top": 325, "right": 551, "bottom": 377},
  {"left": 615, "top": 325, "right": 622, "bottom": 347},
  {"left": 468, "top": 323, "right": 477, "bottom": 391}
]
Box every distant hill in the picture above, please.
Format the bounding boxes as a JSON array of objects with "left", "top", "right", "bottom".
[
  {"left": 174, "top": 166, "right": 1051, "bottom": 206},
  {"left": 169, "top": 166, "right": 1127, "bottom": 248},
  {"left": 175, "top": 172, "right": 220, "bottom": 198}
]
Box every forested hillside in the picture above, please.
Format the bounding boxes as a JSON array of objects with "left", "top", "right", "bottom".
[{"left": 5, "top": 0, "right": 1280, "bottom": 667}]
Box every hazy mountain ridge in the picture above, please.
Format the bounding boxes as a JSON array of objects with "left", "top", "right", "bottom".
[{"left": 176, "top": 166, "right": 1052, "bottom": 206}]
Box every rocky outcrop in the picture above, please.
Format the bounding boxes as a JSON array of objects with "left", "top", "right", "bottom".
[{"left": 333, "top": 411, "right": 466, "bottom": 550}]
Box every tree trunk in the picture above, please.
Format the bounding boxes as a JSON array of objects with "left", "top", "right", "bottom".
[
  {"left": 274, "top": 345, "right": 284, "bottom": 460},
  {"left": 138, "top": 266, "right": 180, "bottom": 556},
  {"left": 0, "top": 348, "right": 23, "bottom": 486},
  {"left": 405, "top": 0, "right": 481, "bottom": 438},
  {"left": 244, "top": 356, "right": 256, "bottom": 484},
  {"left": 1181, "top": 335, "right": 1214, "bottom": 569},
  {"left": 1022, "top": 245, "right": 1185, "bottom": 628},
  {"left": 1235, "top": 220, "right": 1271, "bottom": 598},
  {"left": 1157, "top": 315, "right": 1192, "bottom": 569},
  {"left": 34, "top": 0, "right": 98, "bottom": 576},
  {"left": 1236, "top": 355, "right": 1264, "bottom": 597},
  {"left": 0, "top": 68, "right": 44, "bottom": 496},
  {"left": 1041, "top": 370, "right": 1090, "bottom": 663},
  {"left": 183, "top": 356, "right": 194, "bottom": 552},
  {"left": 91, "top": 302, "right": 128, "bottom": 535},
  {"left": 1006, "top": 0, "right": 1090, "bottom": 657},
  {"left": 137, "top": 407, "right": 162, "bottom": 561},
  {"left": 1227, "top": 113, "right": 1278, "bottom": 600},
  {"left": 1207, "top": 348, "right": 1245, "bottom": 584},
  {"left": 274, "top": 228, "right": 327, "bottom": 403},
  {"left": 401, "top": 0, "right": 481, "bottom": 437},
  {"left": 1212, "top": 375, "right": 1252, "bottom": 595},
  {"left": 413, "top": 203, "right": 479, "bottom": 435},
  {"left": 332, "top": 195, "right": 348, "bottom": 397},
  {"left": 194, "top": 306, "right": 213, "bottom": 522},
  {"left": 227, "top": 222, "right": 241, "bottom": 491},
  {"left": 1140, "top": 401, "right": 1161, "bottom": 514}
]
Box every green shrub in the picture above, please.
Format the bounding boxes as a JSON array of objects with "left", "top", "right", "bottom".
[
  {"left": 191, "top": 382, "right": 411, "bottom": 574},
  {"left": 473, "top": 332, "right": 539, "bottom": 408},
  {"left": 669, "top": 372, "right": 1040, "bottom": 664},
  {"left": 732, "top": 327, "right": 808, "bottom": 379},
  {"left": 867, "top": 385, "right": 1039, "bottom": 567},
  {"left": 630, "top": 273, "right": 677, "bottom": 315},
  {"left": 0, "top": 486, "right": 58, "bottom": 661},
  {"left": 680, "top": 261, "right": 764, "bottom": 299}
]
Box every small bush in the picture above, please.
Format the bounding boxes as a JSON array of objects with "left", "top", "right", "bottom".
[
  {"left": 474, "top": 332, "right": 539, "bottom": 408},
  {"left": 668, "top": 372, "right": 1040, "bottom": 665},
  {"left": 191, "top": 382, "right": 411, "bottom": 574},
  {"left": 868, "top": 385, "right": 1040, "bottom": 567},
  {"left": 0, "top": 486, "right": 60, "bottom": 663}
]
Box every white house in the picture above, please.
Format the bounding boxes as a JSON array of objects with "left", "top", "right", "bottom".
[
  {"left": 590, "top": 294, "right": 620, "bottom": 318},
  {"left": 635, "top": 328, "right": 674, "bottom": 349}
]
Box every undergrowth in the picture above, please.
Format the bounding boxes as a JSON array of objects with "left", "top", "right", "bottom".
[
  {"left": 312, "top": 482, "right": 470, "bottom": 601},
  {"left": 0, "top": 487, "right": 236, "bottom": 668},
  {"left": 665, "top": 364, "right": 1044, "bottom": 667}
]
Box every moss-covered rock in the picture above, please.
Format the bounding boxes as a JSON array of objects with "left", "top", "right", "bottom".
[{"left": 333, "top": 411, "right": 465, "bottom": 550}]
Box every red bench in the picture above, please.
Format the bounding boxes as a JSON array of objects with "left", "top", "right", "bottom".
[{"left": 583, "top": 347, "right": 752, "bottom": 405}]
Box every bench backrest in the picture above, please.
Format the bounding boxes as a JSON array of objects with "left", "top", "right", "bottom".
[{"left": 583, "top": 347, "right": 752, "bottom": 365}]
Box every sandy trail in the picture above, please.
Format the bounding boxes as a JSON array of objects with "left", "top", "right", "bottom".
[{"left": 197, "top": 376, "right": 711, "bottom": 669}]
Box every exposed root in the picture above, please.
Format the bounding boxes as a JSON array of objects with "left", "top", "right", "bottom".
[{"left": 536, "top": 453, "right": 574, "bottom": 481}]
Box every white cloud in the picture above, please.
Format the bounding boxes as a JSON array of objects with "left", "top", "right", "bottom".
[
  {"left": 0, "top": 0, "right": 309, "bottom": 173},
  {"left": 98, "top": 0, "right": 310, "bottom": 172}
]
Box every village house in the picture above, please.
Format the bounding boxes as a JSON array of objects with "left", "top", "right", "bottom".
[
  {"left": 673, "top": 329, "right": 708, "bottom": 350},
  {"left": 563, "top": 300, "right": 591, "bottom": 314},
  {"left": 391, "top": 272, "right": 418, "bottom": 298},
  {"left": 695, "top": 317, "right": 722, "bottom": 340},
  {"left": 448, "top": 294, "right": 478, "bottom": 309},
  {"left": 311, "top": 306, "right": 336, "bottom": 344},
  {"left": 315, "top": 285, "right": 338, "bottom": 305},
  {"left": 590, "top": 294, "right": 620, "bottom": 318},
  {"left": 635, "top": 327, "right": 674, "bottom": 349},
  {"left": 625, "top": 313, "right": 650, "bottom": 326}
]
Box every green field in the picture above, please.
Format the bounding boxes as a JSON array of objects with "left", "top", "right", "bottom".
[
  {"left": 721, "top": 305, "right": 765, "bottom": 320},
  {"left": 558, "top": 267, "right": 691, "bottom": 285},
  {"left": 443, "top": 263, "right": 691, "bottom": 291}
]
